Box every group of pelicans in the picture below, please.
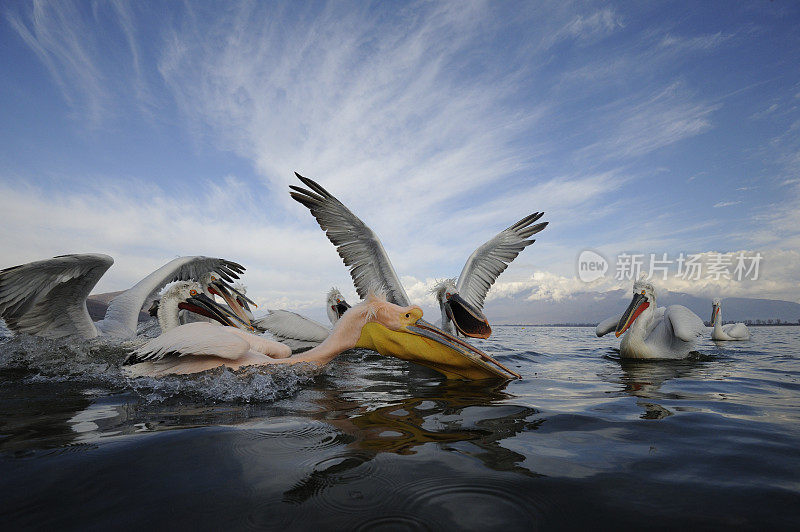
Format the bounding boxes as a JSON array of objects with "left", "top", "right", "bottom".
[{"left": 0, "top": 174, "right": 749, "bottom": 382}]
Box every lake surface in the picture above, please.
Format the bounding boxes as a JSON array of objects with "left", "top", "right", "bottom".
[{"left": 1, "top": 325, "right": 799, "bottom": 530}]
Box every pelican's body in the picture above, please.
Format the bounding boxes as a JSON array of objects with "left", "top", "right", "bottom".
[
  {"left": 125, "top": 282, "right": 290, "bottom": 377},
  {"left": 711, "top": 298, "right": 750, "bottom": 341},
  {"left": 596, "top": 278, "right": 705, "bottom": 359},
  {"left": 0, "top": 254, "right": 246, "bottom": 340},
  {"left": 127, "top": 291, "right": 519, "bottom": 381},
  {"left": 290, "top": 174, "right": 547, "bottom": 339}
]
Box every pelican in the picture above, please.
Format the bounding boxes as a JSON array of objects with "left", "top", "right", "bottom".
[
  {"left": 253, "top": 288, "right": 351, "bottom": 348},
  {"left": 290, "top": 174, "right": 547, "bottom": 338},
  {"left": 126, "top": 290, "right": 520, "bottom": 381},
  {"left": 177, "top": 272, "right": 256, "bottom": 328},
  {"left": 596, "top": 277, "right": 705, "bottom": 359},
  {"left": 711, "top": 298, "right": 750, "bottom": 341},
  {"left": 124, "top": 281, "right": 291, "bottom": 376},
  {"left": 0, "top": 254, "right": 246, "bottom": 340}
]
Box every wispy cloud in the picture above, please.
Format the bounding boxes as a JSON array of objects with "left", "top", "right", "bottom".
[{"left": 714, "top": 200, "right": 742, "bottom": 208}]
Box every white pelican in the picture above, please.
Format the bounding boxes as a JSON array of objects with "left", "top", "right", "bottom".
[
  {"left": 290, "top": 173, "right": 547, "bottom": 339},
  {"left": 177, "top": 272, "right": 256, "bottom": 328},
  {"left": 126, "top": 290, "right": 520, "bottom": 381},
  {"left": 596, "top": 277, "right": 705, "bottom": 359},
  {"left": 253, "top": 288, "right": 351, "bottom": 348},
  {"left": 124, "top": 281, "right": 291, "bottom": 376},
  {"left": 0, "top": 254, "right": 246, "bottom": 340},
  {"left": 711, "top": 298, "right": 750, "bottom": 341}
]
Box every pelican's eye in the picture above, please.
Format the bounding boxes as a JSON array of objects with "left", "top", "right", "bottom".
[
  {"left": 211, "top": 276, "right": 216, "bottom": 281},
  {"left": 405, "top": 313, "right": 410, "bottom": 318},
  {"left": 641, "top": 290, "right": 646, "bottom": 295},
  {"left": 336, "top": 299, "right": 341, "bottom": 303},
  {"left": 190, "top": 289, "right": 197, "bottom": 296}
]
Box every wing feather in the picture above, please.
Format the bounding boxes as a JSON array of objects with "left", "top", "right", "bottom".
[
  {"left": 665, "top": 305, "right": 705, "bottom": 342},
  {"left": 99, "top": 256, "right": 245, "bottom": 338},
  {"left": 456, "top": 213, "right": 548, "bottom": 309},
  {"left": 254, "top": 310, "right": 331, "bottom": 342},
  {"left": 0, "top": 254, "right": 113, "bottom": 338},
  {"left": 290, "top": 173, "right": 409, "bottom": 305},
  {"left": 132, "top": 322, "right": 250, "bottom": 361},
  {"left": 596, "top": 314, "right": 622, "bottom": 337}
]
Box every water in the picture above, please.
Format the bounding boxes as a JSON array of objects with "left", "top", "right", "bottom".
[{"left": 1, "top": 326, "right": 799, "bottom": 530}]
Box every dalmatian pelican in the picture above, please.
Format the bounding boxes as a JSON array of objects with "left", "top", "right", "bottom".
[
  {"left": 126, "top": 289, "right": 519, "bottom": 380},
  {"left": 124, "top": 281, "right": 291, "bottom": 376},
  {"left": 290, "top": 174, "right": 547, "bottom": 339},
  {"left": 0, "top": 254, "right": 246, "bottom": 340},
  {"left": 711, "top": 298, "right": 750, "bottom": 341},
  {"left": 596, "top": 277, "right": 705, "bottom": 359}
]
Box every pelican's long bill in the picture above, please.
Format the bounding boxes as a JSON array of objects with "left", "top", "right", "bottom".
[
  {"left": 208, "top": 280, "right": 254, "bottom": 326},
  {"left": 355, "top": 316, "right": 519, "bottom": 381},
  {"left": 615, "top": 292, "right": 650, "bottom": 337},
  {"left": 334, "top": 299, "right": 351, "bottom": 318},
  {"left": 711, "top": 303, "right": 719, "bottom": 326},
  {"left": 445, "top": 293, "right": 492, "bottom": 339},
  {"left": 179, "top": 293, "right": 254, "bottom": 331}
]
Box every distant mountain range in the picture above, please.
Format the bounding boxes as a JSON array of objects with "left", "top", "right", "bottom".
[{"left": 483, "top": 290, "right": 800, "bottom": 326}]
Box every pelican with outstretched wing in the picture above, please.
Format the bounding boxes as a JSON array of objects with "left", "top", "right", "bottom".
[
  {"left": 596, "top": 277, "right": 705, "bottom": 359},
  {"left": 290, "top": 173, "right": 547, "bottom": 339},
  {"left": 0, "top": 254, "right": 247, "bottom": 340}
]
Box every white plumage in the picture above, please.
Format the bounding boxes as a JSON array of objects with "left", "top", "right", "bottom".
[
  {"left": 0, "top": 254, "right": 245, "bottom": 340},
  {"left": 596, "top": 278, "right": 705, "bottom": 359},
  {"left": 290, "top": 174, "right": 546, "bottom": 337},
  {"left": 711, "top": 298, "right": 750, "bottom": 341}
]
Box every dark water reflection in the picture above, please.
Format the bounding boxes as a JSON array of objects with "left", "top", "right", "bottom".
[{"left": 1, "top": 326, "right": 800, "bottom": 529}]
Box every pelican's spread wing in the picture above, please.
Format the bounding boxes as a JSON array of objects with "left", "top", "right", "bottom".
[
  {"left": 0, "top": 254, "right": 113, "bottom": 338},
  {"left": 254, "top": 309, "right": 331, "bottom": 342},
  {"left": 132, "top": 322, "right": 250, "bottom": 362},
  {"left": 100, "top": 256, "right": 245, "bottom": 338},
  {"left": 665, "top": 305, "right": 705, "bottom": 342},
  {"left": 290, "top": 174, "right": 410, "bottom": 306},
  {"left": 456, "top": 213, "right": 548, "bottom": 309},
  {"left": 596, "top": 314, "right": 622, "bottom": 337}
]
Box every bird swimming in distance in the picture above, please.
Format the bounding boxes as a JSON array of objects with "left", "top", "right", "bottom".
[
  {"left": 596, "top": 276, "right": 705, "bottom": 359},
  {"left": 0, "top": 254, "right": 246, "bottom": 340},
  {"left": 290, "top": 173, "right": 548, "bottom": 339},
  {"left": 710, "top": 298, "right": 750, "bottom": 341}
]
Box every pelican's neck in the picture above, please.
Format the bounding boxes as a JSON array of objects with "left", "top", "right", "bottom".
[
  {"left": 326, "top": 303, "right": 338, "bottom": 326},
  {"left": 293, "top": 311, "right": 363, "bottom": 366},
  {"left": 439, "top": 298, "right": 455, "bottom": 335},
  {"left": 157, "top": 297, "right": 182, "bottom": 332},
  {"left": 713, "top": 306, "right": 723, "bottom": 334}
]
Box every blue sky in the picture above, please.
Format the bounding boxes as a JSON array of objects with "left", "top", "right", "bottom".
[{"left": 1, "top": 1, "right": 799, "bottom": 321}]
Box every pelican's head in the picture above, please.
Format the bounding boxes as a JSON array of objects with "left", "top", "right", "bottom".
[
  {"left": 615, "top": 276, "right": 657, "bottom": 337},
  {"left": 160, "top": 281, "right": 253, "bottom": 331},
  {"left": 431, "top": 279, "right": 491, "bottom": 339},
  {"left": 711, "top": 297, "right": 722, "bottom": 325},
  {"left": 326, "top": 287, "right": 351, "bottom": 324},
  {"left": 344, "top": 292, "right": 516, "bottom": 380},
  {"left": 199, "top": 272, "right": 256, "bottom": 327}
]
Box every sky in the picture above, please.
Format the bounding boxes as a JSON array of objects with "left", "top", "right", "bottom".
[{"left": 1, "top": 0, "right": 799, "bottom": 323}]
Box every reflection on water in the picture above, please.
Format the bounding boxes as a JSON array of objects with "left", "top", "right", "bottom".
[{"left": 1, "top": 327, "right": 800, "bottom": 528}]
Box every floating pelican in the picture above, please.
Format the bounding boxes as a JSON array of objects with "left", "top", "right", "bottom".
[
  {"left": 711, "top": 298, "right": 750, "bottom": 341},
  {"left": 127, "top": 291, "right": 519, "bottom": 380},
  {"left": 125, "top": 282, "right": 291, "bottom": 376},
  {"left": 0, "top": 254, "right": 245, "bottom": 340},
  {"left": 253, "top": 288, "right": 351, "bottom": 348},
  {"left": 290, "top": 174, "right": 547, "bottom": 338},
  {"left": 596, "top": 277, "right": 705, "bottom": 359}
]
